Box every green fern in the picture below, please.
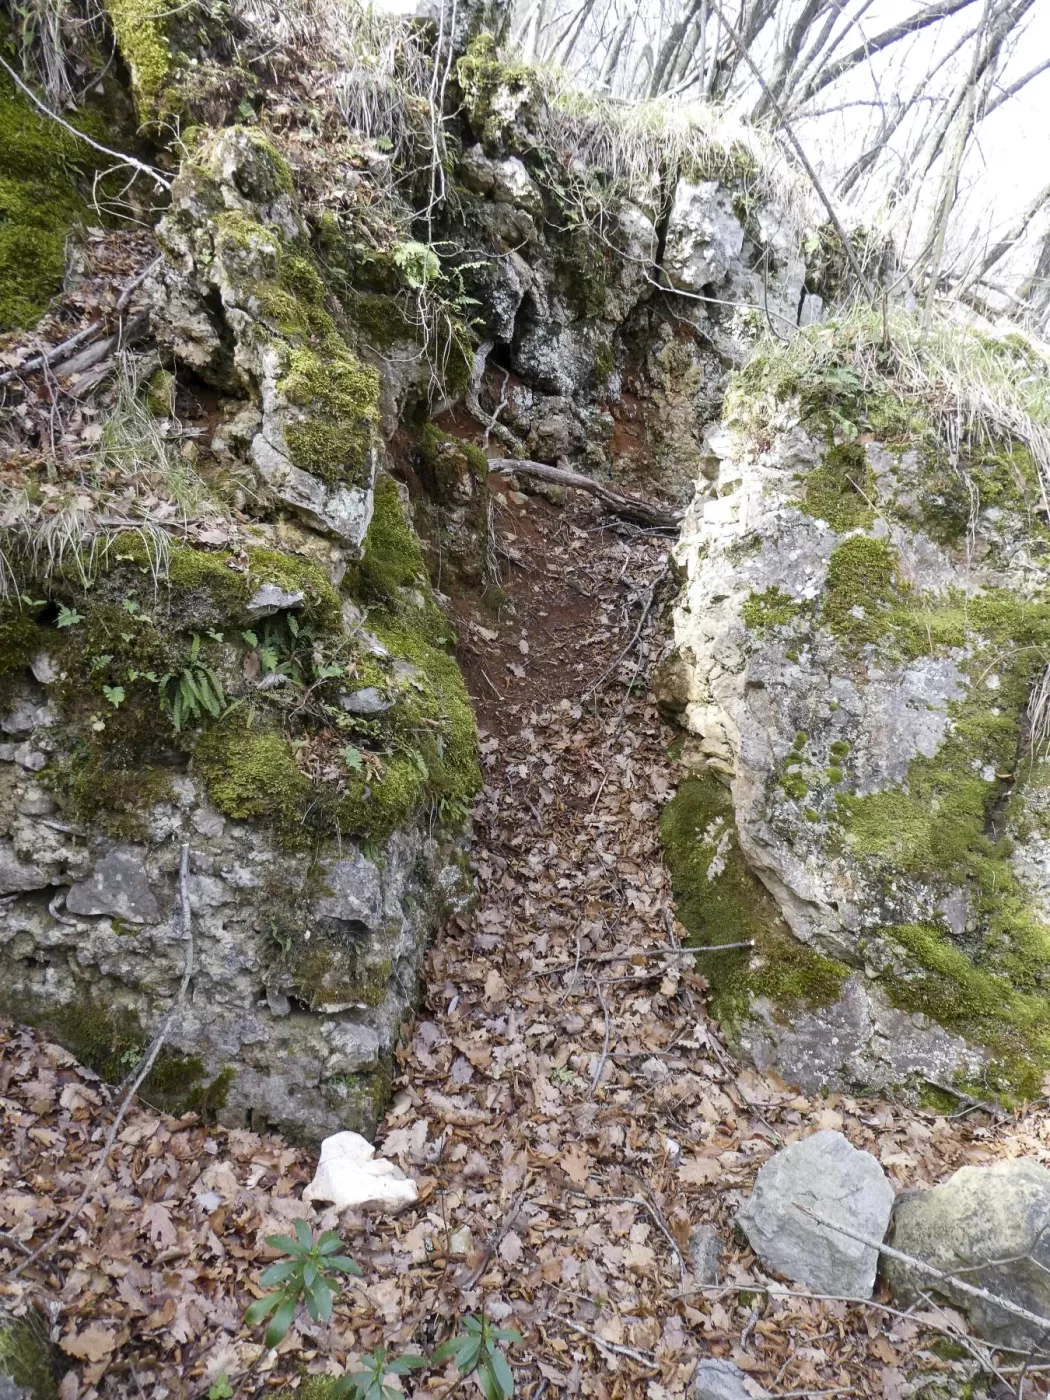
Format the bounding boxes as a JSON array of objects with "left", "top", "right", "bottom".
[{"left": 159, "top": 635, "right": 226, "bottom": 732}]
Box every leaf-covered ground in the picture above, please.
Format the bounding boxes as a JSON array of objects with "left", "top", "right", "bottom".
[{"left": 3, "top": 253, "right": 1050, "bottom": 1400}]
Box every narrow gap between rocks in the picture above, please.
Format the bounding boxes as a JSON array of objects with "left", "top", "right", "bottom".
[{"left": 5, "top": 484, "right": 1045, "bottom": 1398}]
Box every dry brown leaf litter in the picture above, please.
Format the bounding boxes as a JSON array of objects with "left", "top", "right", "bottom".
[{"left": 3, "top": 267, "right": 1050, "bottom": 1400}]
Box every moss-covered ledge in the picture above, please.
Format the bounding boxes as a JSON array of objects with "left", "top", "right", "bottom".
[{"left": 660, "top": 769, "right": 848, "bottom": 1033}]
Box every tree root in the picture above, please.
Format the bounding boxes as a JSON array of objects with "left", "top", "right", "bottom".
[{"left": 489, "top": 458, "right": 684, "bottom": 528}]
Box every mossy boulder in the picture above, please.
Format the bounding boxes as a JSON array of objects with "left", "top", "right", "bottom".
[{"left": 665, "top": 326, "right": 1050, "bottom": 1101}]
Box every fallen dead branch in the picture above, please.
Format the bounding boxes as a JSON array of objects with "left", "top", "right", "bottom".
[
  {"left": 0, "top": 256, "right": 162, "bottom": 388},
  {"left": 796, "top": 1205, "right": 1050, "bottom": 1349},
  {"left": 489, "top": 459, "right": 684, "bottom": 528},
  {"left": 466, "top": 341, "right": 520, "bottom": 454},
  {"left": 0, "top": 54, "right": 171, "bottom": 193}
]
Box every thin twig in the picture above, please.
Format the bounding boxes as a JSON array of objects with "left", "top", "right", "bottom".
[
  {"left": 556, "top": 1316, "right": 657, "bottom": 1368},
  {"left": 12, "top": 843, "right": 195, "bottom": 1278},
  {"left": 460, "top": 1178, "right": 532, "bottom": 1291},
  {"left": 795, "top": 1205, "right": 1050, "bottom": 1345},
  {"left": 589, "top": 976, "right": 612, "bottom": 1097}
]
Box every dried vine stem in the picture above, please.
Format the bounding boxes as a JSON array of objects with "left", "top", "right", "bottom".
[
  {"left": 0, "top": 53, "right": 171, "bottom": 191},
  {"left": 12, "top": 843, "right": 195, "bottom": 1279}
]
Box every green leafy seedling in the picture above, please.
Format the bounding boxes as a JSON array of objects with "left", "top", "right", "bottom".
[
  {"left": 243, "top": 1219, "right": 362, "bottom": 1349},
  {"left": 332, "top": 1345, "right": 427, "bottom": 1399},
  {"left": 432, "top": 1314, "right": 522, "bottom": 1400},
  {"left": 208, "top": 1376, "right": 233, "bottom": 1400}
]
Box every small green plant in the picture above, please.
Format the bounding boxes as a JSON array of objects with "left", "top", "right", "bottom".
[
  {"left": 244, "top": 1220, "right": 362, "bottom": 1348},
  {"left": 392, "top": 239, "right": 441, "bottom": 289},
  {"left": 159, "top": 634, "right": 226, "bottom": 732},
  {"left": 55, "top": 602, "right": 84, "bottom": 628},
  {"left": 208, "top": 1376, "right": 233, "bottom": 1400},
  {"left": 433, "top": 1314, "right": 522, "bottom": 1400},
  {"left": 332, "top": 1345, "right": 427, "bottom": 1399},
  {"left": 102, "top": 684, "right": 125, "bottom": 708}
]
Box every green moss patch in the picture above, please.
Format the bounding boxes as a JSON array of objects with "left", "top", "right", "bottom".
[
  {"left": 0, "top": 61, "right": 113, "bottom": 331},
  {"left": 287, "top": 936, "right": 392, "bottom": 1010},
  {"left": 825, "top": 583, "right": 1050, "bottom": 1098},
  {"left": 0, "top": 1314, "right": 61, "bottom": 1398},
  {"left": 354, "top": 474, "right": 450, "bottom": 638},
  {"left": 741, "top": 585, "right": 802, "bottom": 633},
  {"left": 105, "top": 0, "right": 170, "bottom": 104},
  {"left": 802, "top": 441, "right": 875, "bottom": 531},
  {"left": 456, "top": 34, "right": 538, "bottom": 149},
  {"left": 280, "top": 347, "right": 379, "bottom": 488},
  {"left": 2, "top": 991, "right": 231, "bottom": 1115},
  {"left": 882, "top": 924, "right": 1050, "bottom": 1100},
  {"left": 660, "top": 770, "right": 847, "bottom": 1030},
  {"left": 195, "top": 720, "right": 311, "bottom": 825},
  {"left": 821, "top": 535, "right": 899, "bottom": 645}
]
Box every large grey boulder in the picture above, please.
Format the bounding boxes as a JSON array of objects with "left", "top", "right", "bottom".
[
  {"left": 886, "top": 1159, "right": 1050, "bottom": 1350},
  {"left": 738, "top": 1130, "right": 894, "bottom": 1298},
  {"left": 665, "top": 343, "right": 1050, "bottom": 1096}
]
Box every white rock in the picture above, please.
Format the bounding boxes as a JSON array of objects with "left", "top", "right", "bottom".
[{"left": 303, "top": 1131, "right": 418, "bottom": 1211}]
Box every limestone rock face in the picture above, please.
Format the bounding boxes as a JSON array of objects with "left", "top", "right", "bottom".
[
  {"left": 150, "top": 127, "right": 379, "bottom": 550},
  {"left": 0, "top": 124, "right": 482, "bottom": 1141},
  {"left": 666, "top": 341, "right": 1050, "bottom": 1096},
  {"left": 886, "top": 1160, "right": 1050, "bottom": 1349},
  {"left": 738, "top": 1130, "right": 894, "bottom": 1298},
  {"left": 0, "top": 738, "right": 470, "bottom": 1140}
]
